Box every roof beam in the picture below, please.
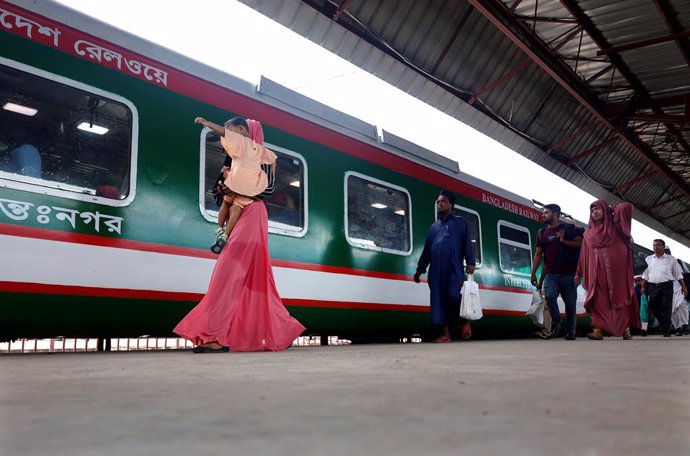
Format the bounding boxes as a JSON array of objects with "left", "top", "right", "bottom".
[
  {"left": 645, "top": 193, "right": 685, "bottom": 210},
  {"left": 663, "top": 207, "right": 690, "bottom": 220},
  {"left": 468, "top": 0, "right": 690, "bottom": 202},
  {"left": 611, "top": 171, "right": 659, "bottom": 194},
  {"left": 332, "top": 0, "right": 354, "bottom": 21},
  {"left": 431, "top": 8, "right": 474, "bottom": 73},
  {"left": 566, "top": 136, "right": 619, "bottom": 165},
  {"left": 585, "top": 64, "right": 614, "bottom": 83},
  {"left": 652, "top": 0, "right": 690, "bottom": 68},
  {"left": 608, "top": 94, "right": 690, "bottom": 110},
  {"left": 509, "top": 0, "right": 525, "bottom": 13},
  {"left": 468, "top": 25, "right": 581, "bottom": 105},
  {"left": 627, "top": 113, "right": 690, "bottom": 124},
  {"left": 468, "top": 59, "right": 533, "bottom": 105},
  {"left": 546, "top": 121, "right": 600, "bottom": 154},
  {"left": 595, "top": 30, "right": 690, "bottom": 56},
  {"left": 558, "top": 0, "right": 690, "bottom": 197},
  {"left": 515, "top": 15, "right": 577, "bottom": 24}
]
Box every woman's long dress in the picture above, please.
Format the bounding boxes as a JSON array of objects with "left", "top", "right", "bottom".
[
  {"left": 174, "top": 201, "right": 305, "bottom": 351},
  {"left": 578, "top": 202, "right": 641, "bottom": 336}
]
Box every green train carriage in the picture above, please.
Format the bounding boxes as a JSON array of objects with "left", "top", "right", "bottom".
[{"left": 1, "top": 0, "right": 594, "bottom": 341}]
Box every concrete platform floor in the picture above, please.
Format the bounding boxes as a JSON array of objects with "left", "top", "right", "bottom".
[{"left": 2, "top": 337, "right": 689, "bottom": 456}]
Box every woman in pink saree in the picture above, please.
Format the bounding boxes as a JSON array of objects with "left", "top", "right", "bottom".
[
  {"left": 575, "top": 200, "right": 641, "bottom": 340},
  {"left": 174, "top": 119, "right": 305, "bottom": 352}
]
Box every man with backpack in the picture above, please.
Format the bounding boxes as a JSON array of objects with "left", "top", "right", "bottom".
[{"left": 530, "top": 204, "right": 583, "bottom": 340}]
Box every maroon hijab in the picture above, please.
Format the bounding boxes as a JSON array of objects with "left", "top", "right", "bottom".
[{"left": 586, "top": 199, "right": 632, "bottom": 248}]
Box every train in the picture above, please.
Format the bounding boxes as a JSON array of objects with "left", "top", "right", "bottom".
[{"left": 0, "top": 0, "right": 675, "bottom": 342}]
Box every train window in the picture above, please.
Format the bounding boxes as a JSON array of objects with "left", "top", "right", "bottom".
[
  {"left": 345, "top": 171, "right": 412, "bottom": 255},
  {"left": 452, "top": 206, "right": 482, "bottom": 267},
  {"left": 631, "top": 244, "right": 652, "bottom": 276},
  {"left": 497, "top": 221, "right": 532, "bottom": 275},
  {"left": 0, "top": 58, "right": 137, "bottom": 206},
  {"left": 200, "top": 129, "right": 307, "bottom": 237}
]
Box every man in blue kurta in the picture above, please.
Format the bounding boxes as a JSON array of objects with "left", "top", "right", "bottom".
[{"left": 414, "top": 190, "right": 476, "bottom": 343}]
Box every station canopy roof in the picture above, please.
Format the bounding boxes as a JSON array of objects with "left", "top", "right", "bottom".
[{"left": 240, "top": 0, "right": 690, "bottom": 245}]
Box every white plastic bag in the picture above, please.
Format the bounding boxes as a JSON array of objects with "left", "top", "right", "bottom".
[
  {"left": 526, "top": 290, "right": 545, "bottom": 327},
  {"left": 460, "top": 274, "right": 483, "bottom": 320}
]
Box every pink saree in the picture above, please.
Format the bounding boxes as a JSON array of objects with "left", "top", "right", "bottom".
[{"left": 174, "top": 201, "right": 305, "bottom": 351}]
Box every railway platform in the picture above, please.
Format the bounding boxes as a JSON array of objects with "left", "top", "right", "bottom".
[{"left": 2, "top": 337, "right": 689, "bottom": 456}]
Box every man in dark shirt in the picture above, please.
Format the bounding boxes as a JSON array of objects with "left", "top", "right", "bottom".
[
  {"left": 414, "top": 190, "right": 476, "bottom": 343},
  {"left": 530, "top": 204, "right": 583, "bottom": 340}
]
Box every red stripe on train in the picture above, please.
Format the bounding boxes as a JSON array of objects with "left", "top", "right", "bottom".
[
  {"left": 0, "top": 282, "right": 531, "bottom": 316},
  {"left": 282, "top": 298, "right": 428, "bottom": 313},
  {"left": 1, "top": 223, "right": 535, "bottom": 294},
  {"left": 0, "top": 222, "right": 217, "bottom": 259},
  {"left": 283, "top": 299, "right": 533, "bottom": 316},
  {"left": 0, "top": 223, "right": 410, "bottom": 281},
  {"left": 0, "top": 281, "right": 204, "bottom": 301}
]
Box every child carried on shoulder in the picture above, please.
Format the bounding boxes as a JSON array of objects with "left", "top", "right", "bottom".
[{"left": 195, "top": 116, "right": 277, "bottom": 253}]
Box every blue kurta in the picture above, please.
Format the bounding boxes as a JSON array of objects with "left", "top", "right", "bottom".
[{"left": 416, "top": 214, "right": 476, "bottom": 326}]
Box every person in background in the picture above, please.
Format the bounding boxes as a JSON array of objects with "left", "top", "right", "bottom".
[
  {"left": 530, "top": 204, "right": 583, "bottom": 340},
  {"left": 665, "top": 248, "right": 689, "bottom": 336},
  {"left": 576, "top": 200, "right": 640, "bottom": 340},
  {"left": 95, "top": 173, "right": 123, "bottom": 199},
  {"left": 6, "top": 143, "right": 41, "bottom": 178},
  {"left": 634, "top": 276, "right": 649, "bottom": 337},
  {"left": 640, "top": 239, "right": 687, "bottom": 337},
  {"left": 414, "top": 189, "right": 475, "bottom": 343}
]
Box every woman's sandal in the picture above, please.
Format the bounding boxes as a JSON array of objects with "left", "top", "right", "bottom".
[
  {"left": 192, "top": 345, "right": 229, "bottom": 353},
  {"left": 586, "top": 329, "right": 604, "bottom": 340}
]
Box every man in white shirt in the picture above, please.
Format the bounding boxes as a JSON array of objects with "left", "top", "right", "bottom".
[{"left": 641, "top": 239, "right": 687, "bottom": 337}]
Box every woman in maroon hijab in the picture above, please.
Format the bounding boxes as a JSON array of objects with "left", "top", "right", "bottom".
[{"left": 575, "top": 200, "right": 641, "bottom": 340}]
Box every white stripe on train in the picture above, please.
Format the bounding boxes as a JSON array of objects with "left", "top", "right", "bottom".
[{"left": 1, "top": 234, "right": 581, "bottom": 313}]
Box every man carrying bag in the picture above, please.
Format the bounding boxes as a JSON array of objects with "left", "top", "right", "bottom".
[
  {"left": 414, "top": 190, "right": 476, "bottom": 343},
  {"left": 530, "top": 204, "right": 583, "bottom": 340}
]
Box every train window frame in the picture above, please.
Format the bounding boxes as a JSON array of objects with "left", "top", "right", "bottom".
[
  {"left": 454, "top": 205, "right": 483, "bottom": 268},
  {"left": 0, "top": 57, "right": 139, "bottom": 207},
  {"left": 344, "top": 171, "right": 413, "bottom": 256},
  {"left": 198, "top": 128, "right": 308, "bottom": 238},
  {"left": 497, "top": 220, "right": 532, "bottom": 276},
  {"left": 432, "top": 203, "right": 483, "bottom": 267},
  {"left": 631, "top": 244, "right": 652, "bottom": 276}
]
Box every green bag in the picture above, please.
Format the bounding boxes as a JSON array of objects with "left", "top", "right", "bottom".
[{"left": 640, "top": 294, "right": 649, "bottom": 323}]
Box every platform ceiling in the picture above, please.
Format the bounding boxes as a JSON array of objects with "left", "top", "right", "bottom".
[{"left": 240, "top": 0, "right": 690, "bottom": 245}]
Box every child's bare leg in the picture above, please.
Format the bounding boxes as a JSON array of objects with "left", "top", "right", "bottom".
[
  {"left": 211, "top": 195, "right": 235, "bottom": 254},
  {"left": 223, "top": 203, "right": 244, "bottom": 237},
  {"left": 217, "top": 200, "right": 230, "bottom": 231}
]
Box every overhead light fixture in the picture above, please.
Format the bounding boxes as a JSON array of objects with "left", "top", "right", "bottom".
[
  {"left": 371, "top": 203, "right": 387, "bottom": 209},
  {"left": 289, "top": 180, "right": 300, "bottom": 187},
  {"left": 394, "top": 209, "right": 405, "bottom": 215},
  {"left": 3, "top": 102, "right": 37, "bottom": 116},
  {"left": 77, "top": 122, "right": 108, "bottom": 135}
]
